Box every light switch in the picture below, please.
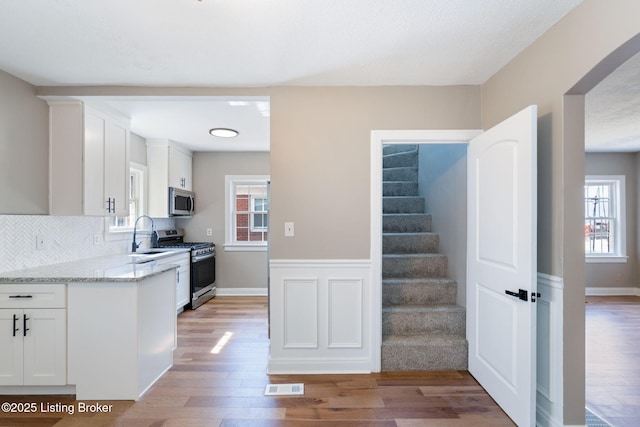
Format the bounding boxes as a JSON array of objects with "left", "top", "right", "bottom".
[{"left": 284, "top": 222, "right": 294, "bottom": 237}]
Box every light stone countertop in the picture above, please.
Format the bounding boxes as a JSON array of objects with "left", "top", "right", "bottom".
[{"left": 0, "top": 249, "right": 191, "bottom": 283}]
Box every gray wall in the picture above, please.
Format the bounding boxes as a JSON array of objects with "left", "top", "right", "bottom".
[
  {"left": 0, "top": 70, "right": 49, "bottom": 214},
  {"left": 481, "top": 1, "right": 640, "bottom": 423},
  {"left": 269, "top": 85, "right": 481, "bottom": 260},
  {"left": 418, "top": 144, "right": 467, "bottom": 306},
  {"left": 130, "top": 132, "right": 147, "bottom": 165},
  {"left": 178, "top": 151, "right": 270, "bottom": 290},
  {"left": 585, "top": 152, "right": 638, "bottom": 289}
]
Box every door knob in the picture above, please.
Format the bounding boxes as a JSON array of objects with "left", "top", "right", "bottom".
[{"left": 505, "top": 289, "right": 529, "bottom": 301}]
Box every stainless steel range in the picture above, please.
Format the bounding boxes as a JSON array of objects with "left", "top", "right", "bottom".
[{"left": 153, "top": 229, "right": 215, "bottom": 309}]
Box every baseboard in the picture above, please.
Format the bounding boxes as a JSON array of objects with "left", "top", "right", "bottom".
[
  {"left": 0, "top": 385, "right": 76, "bottom": 395},
  {"left": 267, "top": 357, "right": 372, "bottom": 375},
  {"left": 585, "top": 286, "right": 640, "bottom": 296},
  {"left": 536, "top": 404, "right": 564, "bottom": 427},
  {"left": 216, "top": 287, "right": 268, "bottom": 296}
]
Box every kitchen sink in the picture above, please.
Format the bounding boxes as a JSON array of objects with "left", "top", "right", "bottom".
[{"left": 127, "top": 249, "right": 172, "bottom": 263}]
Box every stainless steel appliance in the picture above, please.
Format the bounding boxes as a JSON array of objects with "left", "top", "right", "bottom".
[
  {"left": 154, "top": 229, "right": 215, "bottom": 309},
  {"left": 169, "top": 187, "right": 195, "bottom": 216}
]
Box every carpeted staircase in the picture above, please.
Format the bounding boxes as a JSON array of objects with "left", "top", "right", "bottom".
[{"left": 381, "top": 144, "right": 468, "bottom": 371}]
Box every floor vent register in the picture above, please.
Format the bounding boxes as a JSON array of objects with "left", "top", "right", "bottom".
[{"left": 264, "top": 383, "right": 305, "bottom": 396}]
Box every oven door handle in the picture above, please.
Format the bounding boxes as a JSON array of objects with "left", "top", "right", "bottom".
[{"left": 192, "top": 253, "right": 215, "bottom": 263}]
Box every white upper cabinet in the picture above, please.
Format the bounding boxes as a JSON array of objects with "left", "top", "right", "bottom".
[
  {"left": 169, "top": 147, "right": 193, "bottom": 191},
  {"left": 49, "top": 102, "right": 130, "bottom": 217},
  {"left": 147, "top": 139, "right": 193, "bottom": 217}
]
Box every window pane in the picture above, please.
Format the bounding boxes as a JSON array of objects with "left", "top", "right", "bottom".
[
  {"left": 232, "top": 181, "right": 268, "bottom": 243},
  {"left": 584, "top": 181, "right": 616, "bottom": 255}
]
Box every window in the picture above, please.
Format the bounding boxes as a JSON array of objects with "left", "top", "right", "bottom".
[
  {"left": 225, "top": 175, "right": 270, "bottom": 251},
  {"left": 584, "top": 175, "right": 626, "bottom": 262},
  {"left": 107, "top": 162, "right": 147, "bottom": 234}
]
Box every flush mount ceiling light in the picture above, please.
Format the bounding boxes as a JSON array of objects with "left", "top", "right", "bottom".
[{"left": 209, "top": 128, "right": 239, "bottom": 138}]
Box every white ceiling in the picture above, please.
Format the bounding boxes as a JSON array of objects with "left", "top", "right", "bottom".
[
  {"left": 0, "top": 0, "right": 609, "bottom": 152},
  {"left": 71, "top": 96, "right": 271, "bottom": 152},
  {"left": 586, "top": 51, "right": 640, "bottom": 152}
]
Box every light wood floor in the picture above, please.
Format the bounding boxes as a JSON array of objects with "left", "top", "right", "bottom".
[
  {"left": 1, "top": 296, "right": 515, "bottom": 426},
  {"left": 586, "top": 295, "right": 640, "bottom": 427}
]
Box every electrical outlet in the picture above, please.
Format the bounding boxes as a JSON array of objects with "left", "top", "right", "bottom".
[
  {"left": 284, "top": 222, "right": 294, "bottom": 237},
  {"left": 94, "top": 234, "right": 102, "bottom": 245},
  {"left": 615, "top": 273, "right": 621, "bottom": 282},
  {"left": 206, "top": 228, "right": 212, "bottom": 236},
  {"left": 36, "top": 234, "right": 47, "bottom": 250}
]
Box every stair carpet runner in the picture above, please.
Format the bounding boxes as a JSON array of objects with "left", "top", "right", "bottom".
[{"left": 381, "top": 144, "right": 468, "bottom": 371}]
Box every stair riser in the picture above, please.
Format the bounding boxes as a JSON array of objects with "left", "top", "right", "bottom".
[
  {"left": 383, "top": 233, "right": 439, "bottom": 254},
  {"left": 383, "top": 167, "right": 418, "bottom": 182},
  {"left": 383, "top": 197, "right": 424, "bottom": 214},
  {"left": 381, "top": 340, "right": 468, "bottom": 371},
  {"left": 382, "top": 281, "right": 456, "bottom": 305},
  {"left": 382, "top": 310, "right": 465, "bottom": 336},
  {"left": 382, "top": 255, "right": 447, "bottom": 278},
  {"left": 383, "top": 144, "right": 418, "bottom": 156},
  {"left": 383, "top": 182, "right": 419, "bottom": 197},
  {"left": 383, "top": 214, "right": 431, "bottom": 233},
  {"left": 383, "top": 151, "right": 418, "bottom": 169}
]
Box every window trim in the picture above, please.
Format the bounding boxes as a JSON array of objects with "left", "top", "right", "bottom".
[
  {"left": 104, "top": 162, "right": 148, "bottom": 242},
  {"left": 224, "top": 174, "right": 270, "bottom": 252},
  {"left": 585, "top": 175, "right": 627, "bottom": 263},
  {"left": 250, "top": 197, "right": 268, "bottom": 232}
]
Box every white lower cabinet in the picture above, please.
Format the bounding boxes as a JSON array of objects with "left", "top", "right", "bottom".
[
  {"left": 0, "top": 285, "right": 66, "bottom": 386},
  {"left": 176, "top": 265, "right": 190, "bottom": 310},
  {"left": 155, "top": 252, "right": 190, "bottom": 312},
  {"left": 67, "top": 270, "right": 176, "bottom": 400}
]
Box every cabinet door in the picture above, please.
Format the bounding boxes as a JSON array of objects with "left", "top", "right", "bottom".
[
  {"left": 22, "top": 309, "right": 66, "bottom": 386},
  {"left": 169, "top": 148, "right": 192, "bottom": 190},
  {"left": 106, "top": 120, "right": 130, "bottom": 217},
  {"left": 83, "top": 110, "right": 108, "bottom": 216},
  {"left": 176, "top": 266, "right": 190, "bottom": 310},
  {"left": 0, "top": 310, "right": 24, "bottom": 386}
]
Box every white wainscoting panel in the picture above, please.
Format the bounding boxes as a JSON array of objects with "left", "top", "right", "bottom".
[
  {"left": 536, "top": 273, "right": 564, "bottom": 427},
  {"left": 269, "top": 260, "right": 372, "bottom": 374},
  {"left": 328, "top": 278, "right": 363, "bottom": 348},
  {"left": 283, "top": 279, "right": 318, "bottom": 348}
]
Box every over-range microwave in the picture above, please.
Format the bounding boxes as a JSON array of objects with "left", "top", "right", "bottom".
[{"left": 169, "top": 187, "right": 195, "bottom": 216}]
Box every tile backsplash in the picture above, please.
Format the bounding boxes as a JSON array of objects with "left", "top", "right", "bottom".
[{"left": 0, "top": 215, "right": 174, "bottom": 273}]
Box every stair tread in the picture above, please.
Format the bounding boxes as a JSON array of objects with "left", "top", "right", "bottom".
[
  {"left": 382, "top": 304, "right": 464, "bottom": 313},
  {"left": 383, "top": 232, "right": 438, "bottom": 236},
  {"left": 383, "top": 214, "right": 431, "bottom": 219},
  {"left": 383, "top": 253, "right": 446, "bottom": 258},
  {"left": 383, "top": 149, "right": 418, "bottom": 156},
  {"left": 383, "top": 334, "right": 467, "bottom": 344},
  {"left": 383, "top": 277, "right": 455, "bottom": 284}
]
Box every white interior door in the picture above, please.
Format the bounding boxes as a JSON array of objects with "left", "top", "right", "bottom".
[{"left": 467, "top": 105, "right": 537, "bottom": 426}]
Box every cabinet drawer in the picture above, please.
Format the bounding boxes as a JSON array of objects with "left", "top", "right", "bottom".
[
  {"left": 0, "top": 284, "right": 66, "bottom": 308},
  {"left": 157, "top": 253, "right": 190, "bottom": 269}
]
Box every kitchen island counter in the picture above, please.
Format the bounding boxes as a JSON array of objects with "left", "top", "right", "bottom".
[
  {"left": 0, "top": 254, "right": 180, "bottom": 400},
  {"left": 0, "top": 251, "right": 189, "bottom": 283}
]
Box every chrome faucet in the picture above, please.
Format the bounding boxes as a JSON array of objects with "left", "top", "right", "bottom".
[{"left": 131, "top": 215, "right": 155, "bottom": 253}]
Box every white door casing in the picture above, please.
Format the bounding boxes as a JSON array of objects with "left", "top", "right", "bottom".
[
  {"left": 467, "top": 105, "right": 537, "bottom": 426},
  {"left": 369, "top": 129, "right": 481, "bottom": 371}
]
